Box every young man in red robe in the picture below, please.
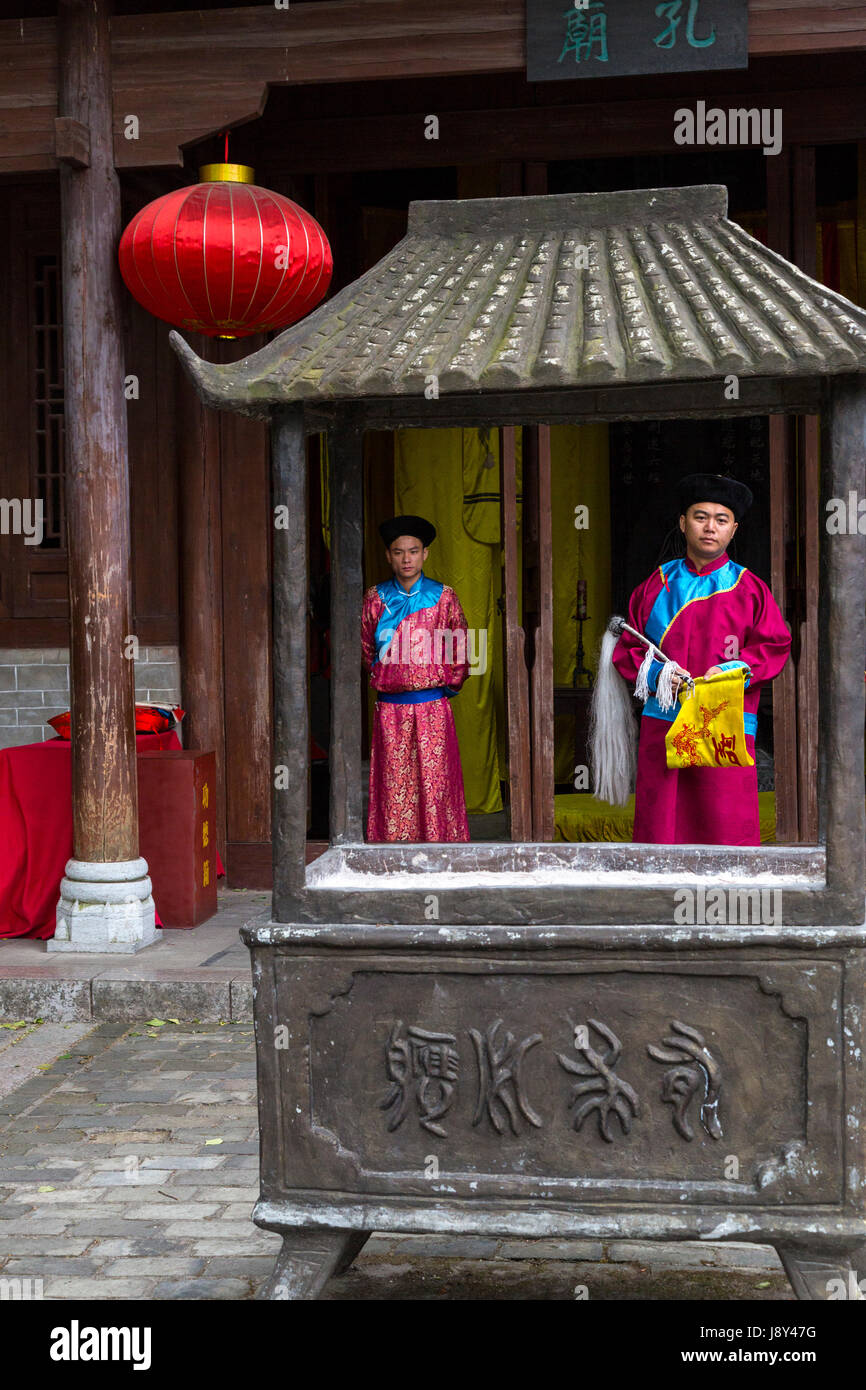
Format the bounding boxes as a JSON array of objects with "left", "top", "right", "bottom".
[
  {"left": 361, "top": 514, "right": 471, "bottom": 843},
  {"left": 612, "top": 474, "right": 792, "bottom": 845}
]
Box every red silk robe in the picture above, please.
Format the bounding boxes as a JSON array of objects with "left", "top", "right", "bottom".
[
  {"left": 361, "top": 580, "right": 470, "bottom": 842},
  {"left": 612, "top": 551, "right": 792, "bottom": 845}
]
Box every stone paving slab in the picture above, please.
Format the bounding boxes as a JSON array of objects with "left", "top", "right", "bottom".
[
  {"left": 0, "top": 889, "right": 268, "bottom": 1022},
  {"left": 0, "top": 1019, "right": 793, "bottom": 1301}
]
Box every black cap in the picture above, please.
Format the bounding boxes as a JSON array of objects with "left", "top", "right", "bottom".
[
  {"left": 378, "top": 514, "right": 436, "bottom": 548},
  {"left": 677, "top": 473, "right": 753, "bottom": 520}
]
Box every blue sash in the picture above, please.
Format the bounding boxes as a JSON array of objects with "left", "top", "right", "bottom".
[
  {"left": 373, "top": 572, "right": 444, "bottom": 665},
  {"left": 378, "top": 687, "right": 454, "bottom": 705}
]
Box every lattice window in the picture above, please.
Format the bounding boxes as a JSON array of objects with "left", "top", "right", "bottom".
[{"left": 31, "top": 253, "right": 65, "bottom": 549}]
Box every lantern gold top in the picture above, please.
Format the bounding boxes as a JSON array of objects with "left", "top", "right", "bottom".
[{"left": 198, "top": 162, "right": 255, "bottom": 184}]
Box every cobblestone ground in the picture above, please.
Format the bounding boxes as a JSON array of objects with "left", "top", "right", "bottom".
[{"left": 0, "top": 1022, "right": 793, "bottom": 1300}]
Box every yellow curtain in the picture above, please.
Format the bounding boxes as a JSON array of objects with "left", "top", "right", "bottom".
[
  {"left": 550, "top": 424, "right": 611, "bottom": 784},
  {"left": 393, "top": 424, "right": 610, "bottom": 808},
  {"left": 394, "top": 428, "right": 507, "bottom": 814}
]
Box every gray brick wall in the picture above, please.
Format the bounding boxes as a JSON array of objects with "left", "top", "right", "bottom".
[{"left": 0, "top": 647, "right": 182, "bottom": 750}]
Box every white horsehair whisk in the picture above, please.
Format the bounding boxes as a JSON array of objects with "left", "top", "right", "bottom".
[{"left": 589, "top": 616, "right": 692, "bottom": 807}]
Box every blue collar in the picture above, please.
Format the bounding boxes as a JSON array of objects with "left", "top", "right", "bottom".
[
  {"left": 373, "top": 571, "right": 444, "bottom": 663},
  {"left": 645, "top": 555, "right": 745, "bottom": 649}
]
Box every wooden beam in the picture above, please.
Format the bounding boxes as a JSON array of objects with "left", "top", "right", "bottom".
[
  {"left": 328, "top": 412, "right": 365, "bottom": 844},
  {"left": 821, "top": 377, "right": 866, "bottom": 911},
  {"left": 261, "top": 86, "right": 866, "bottom": 174},
  {"left": 54, "top": 116, "right": 90, "bottom": 168},
  {"left": 271, "top": 405, "right": 309, "bottom": 915},
  {"left": 4, "top": 4, "right": 866, "bottom": 173},
  {"left": 329, "top": 377, "right": 824, "bottom": 434},
  {"left": 58, "top": 0, "right": 138, "bottom": 864}
]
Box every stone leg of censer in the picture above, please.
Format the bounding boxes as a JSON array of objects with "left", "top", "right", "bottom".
[
  {"left": 774, "top": 1241, "right": 866, "bottom": 1301},
  {"left": 257, "top": 1229, "right": 372, "bottom": 1300}
]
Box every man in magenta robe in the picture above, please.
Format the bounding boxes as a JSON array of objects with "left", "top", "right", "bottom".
[
  {"left": 612, "top": 474, "right": 792, "bottom": 845},
  {"left": 362, "top": 514, "right": 471, "bottom": 842}
]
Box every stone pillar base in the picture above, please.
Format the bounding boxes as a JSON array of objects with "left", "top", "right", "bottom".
[{"left": 49, "top": 857, "right": 162, "bottom": 954}]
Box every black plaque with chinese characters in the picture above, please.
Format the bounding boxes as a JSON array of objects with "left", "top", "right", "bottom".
[{"left": 526, "top": 0, "right": 748, "bottom": 82}]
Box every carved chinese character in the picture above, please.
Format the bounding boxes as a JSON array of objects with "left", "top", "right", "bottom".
[
  {"left": 469, "top": 1019, "right": 543, "bottom": 1135},
  {"left": 380, "top": 1022, "right": 459, "bottom": 1137},
  {"left": 559, "top": 2, "right": 608, "bottom": 66},
  {"left": 654, "top": 0, "right": 716, "bottom": 51},
  {"left": 557, "top": 1019, "right": 640, "bottom": 1142},
  {"left": 647, "top": 1020, "right": 723, "bottom": 1140}
]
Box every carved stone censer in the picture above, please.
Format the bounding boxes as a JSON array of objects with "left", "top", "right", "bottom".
[{"left": 174, "top": 186, "right": 866, "bottom": 1300}]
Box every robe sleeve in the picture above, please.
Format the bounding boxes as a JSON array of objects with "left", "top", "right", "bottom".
[
  {"left": 360, "top": 588, "right": 381, "bottom": 673},
  {"left": 442, "top": 588, "right": 471, "bottom": 692},
  {"left": 611, "top": 573, "right": 663, "bottom": 691},
  {"left": 732, "top": 576, "right": 792, "bottom": 690}
]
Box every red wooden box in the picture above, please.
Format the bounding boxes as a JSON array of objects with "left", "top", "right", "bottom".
[{"left": 137, "top": 750, "right": 217, "bottom": 928}]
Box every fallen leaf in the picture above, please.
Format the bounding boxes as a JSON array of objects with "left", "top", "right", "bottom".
[
  {"left": 167, "top": 1018, "right": 181, "bottom": 1026},
  {"left": 0, "top": 1022, "right": 27, "bottom": 1030},
  {"left": 37, "top": 1185, "right": 55, "bottom": 1192},
  {"left": 145, "top": 1019, "right": 166, "bottom": 1027},
  {"left": 204, "top": 1138, "right": 223, "bottom": 1146},
  {"left": 756, "top": 1281, "right": 770, "bottom": 1289}
]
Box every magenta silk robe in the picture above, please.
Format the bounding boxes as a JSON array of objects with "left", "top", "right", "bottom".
[
  {"left": 362, "top": 582, "right": 471, "bottom": 842},
  {"left": 612, "top": 551, "right": 792, "bottom": 845}
]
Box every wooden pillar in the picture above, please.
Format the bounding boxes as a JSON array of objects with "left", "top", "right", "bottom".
[
  {"left": 328, "top": 413, "right": 364, "bottom": 844},
  {"left": 52, "top": 0, "right": 157, "bottom": 950},
  {"left": 766, "top": 149, "right": 799, "bottom": 844},
  {"left": 271, "top": 406, "right": 308, "bottom": 917},
  {"left": 793, "top": 146, "right": 820, "bottom": 843},
  {"left": 500, "top": 426, "right": 532, "bottom": 840},
  {"left": 530, "top": 424, "right": 554, "bottom": 841},
  {"left": 177, "top": 335, "right": 226, "bottom": 870},
  {"left": 58, "top": 0, "right": 135, "bottom": 860},
  {"left": 821, "top": 378, "right": 866, "bottom": 914}
]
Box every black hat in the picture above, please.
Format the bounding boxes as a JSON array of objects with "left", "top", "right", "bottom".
[
  {"left": 677, "top": 473, "right": 753, "bottom": 520},
  {"left": 378, "top": 514, "right": 436, "bottom": 548}
]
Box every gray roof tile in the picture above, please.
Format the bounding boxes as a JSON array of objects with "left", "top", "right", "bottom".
[{"left": 171, "top": 185, "right": 866, "bottom": 414}]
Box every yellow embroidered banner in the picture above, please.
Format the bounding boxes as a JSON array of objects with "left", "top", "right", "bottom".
[{"left": 665, "top": 669, "right": 754, "bottom": 770}]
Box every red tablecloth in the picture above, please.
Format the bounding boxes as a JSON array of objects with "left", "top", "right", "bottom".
[{"left": 0, "top": 732, "right": 225, "bottom": 939}]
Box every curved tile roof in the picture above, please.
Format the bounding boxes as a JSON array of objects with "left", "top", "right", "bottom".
[{"left": 171, "top": 184, "right": 866, "bottom": 415}]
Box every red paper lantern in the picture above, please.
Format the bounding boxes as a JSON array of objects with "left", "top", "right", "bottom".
[{"left": 118, "top": 163, "right": 332, "bottom": 339}]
